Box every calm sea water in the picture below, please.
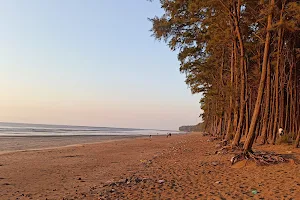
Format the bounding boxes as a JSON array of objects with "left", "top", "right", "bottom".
[{"left": 0, "top": 122, "right": 179, "bottom": 137}]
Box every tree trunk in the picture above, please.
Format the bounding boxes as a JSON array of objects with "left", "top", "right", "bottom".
[
  {"left": 226, "top": 39, "right": 239, "bottom": 141},
  {"left": 295, "top": 128, "right": 300, "bottom": 148},
  {"left": 225, "top": 43, "right": 235, "bottom": 140},
  {"left": 231, "top": 1, "right": 246, "bottom": 146},
  {"left": 271, "top": 10, "right": 284, "bottom": 145},
  {"left": 243, "top": 0, "right": 274, "bottom": 152},
  {"left": 268, "top": 73, "right": 276, "bottom": 142},
  {"left": 217, "top": 117, "right": 222, "bottom": 137},
  {"left": 261, "top": 60, "right": 271, "bottom": 144}
]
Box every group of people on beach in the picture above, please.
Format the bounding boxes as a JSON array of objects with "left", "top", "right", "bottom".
[{"left": 149, "top": 133, "right": 172, "bottom": 140}]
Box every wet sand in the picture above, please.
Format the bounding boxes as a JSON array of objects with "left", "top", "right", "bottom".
[
  {"left": 0, "top": 132, "right": 299, "bottom": 199},
  {"left": 0, "top": 135, "right": 140, "bottom": 153}
]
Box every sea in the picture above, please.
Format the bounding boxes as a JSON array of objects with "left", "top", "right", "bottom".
[{"left": 0, "top": 122, "right": 180, "bottom": 137}]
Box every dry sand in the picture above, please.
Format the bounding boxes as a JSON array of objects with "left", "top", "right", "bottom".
[{"left": 0, "top": 132, "right": 299, "bottom": 200}]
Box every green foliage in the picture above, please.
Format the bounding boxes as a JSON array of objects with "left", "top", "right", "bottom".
[
  {"left": 179, "top": 123, "right": 204, "bottom": 132},
  {"left": 277, "top": 134, "right": 293, "bottom": 145}
]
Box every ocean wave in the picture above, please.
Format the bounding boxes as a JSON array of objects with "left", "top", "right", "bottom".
[{"left": 0, "top": 122, "right": 180, "bottom": 137}]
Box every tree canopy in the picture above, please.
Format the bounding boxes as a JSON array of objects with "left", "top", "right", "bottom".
[{"left": 150, "top": 0, "right": 300, "bottom": 150}]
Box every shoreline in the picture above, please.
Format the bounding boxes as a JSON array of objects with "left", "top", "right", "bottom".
[
  {"left": 0, "top": 137, "right": 140, "bottom": 156},
  {"left": 0, "top": 134, "right": 147, "bottom": 153}
]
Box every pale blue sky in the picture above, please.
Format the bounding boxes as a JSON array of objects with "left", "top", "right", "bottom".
[{"left": 0, "top": 0, "right": 201, "bottom": 130}]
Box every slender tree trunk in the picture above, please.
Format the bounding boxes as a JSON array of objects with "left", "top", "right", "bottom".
[
  {"left": 243, "top": 0, "right": 274, "bottom": 152},
  {"left": 245, "top": 100, "right": 249, "bottom": 138},
  {"left": 261, "top": 60, "right": 271, "bottom": 144},
  {"left": 279, "top": 74, "right": 285, "bottom": 129},
  {"left": 233, "top": 38, "right": 239, "bottom": 133},
  {"left": 225, "top": 43, "right": 235, "bottom": 141},
  {"left": 272, "top": 16, "right": 284, "bottom": 145},
  {"left": 217, "top": 117, "right": 222, "bottom": 137},
  {"left": 244, "top": 58, "right": 249, "bottom": 138},
  {"left": 232, "top": 1, "right": 246, "bottom": 146},
  {"left": 233, "top": 53, "right": 246, "bottom": 146},
  {"left": 268, "top": 74, "right": 276, "bottom": 142},
  {"left": 285, "top": 83, "right": 290, "bottom": 131},
  {"left": 295, "top": 128, "right": 300, "bottom": 148},
  {"left": 246, "top": 88, "right": 253, "bottom": 139},
  {"left": 292, "top": 63, "right": 297, "bottom": 136},
  {"left": 255, "top": 118, "right": 261, "bottom": 142}
]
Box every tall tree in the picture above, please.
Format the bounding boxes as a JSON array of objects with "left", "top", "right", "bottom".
[{"left": 150, "top": 0, "right": 300, "bottom": 151}]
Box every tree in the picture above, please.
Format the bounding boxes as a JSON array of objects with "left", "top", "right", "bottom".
[{"left": 150, "top": 0, "right": 300, "bottom": 152}]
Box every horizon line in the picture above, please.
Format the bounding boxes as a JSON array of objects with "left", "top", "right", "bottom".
[{"left": 0, "top": 121, "right": 179, "bottom": 132}]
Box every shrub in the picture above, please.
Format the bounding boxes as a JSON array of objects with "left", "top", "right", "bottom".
[{"left": 277, "top": 134, "right": 292, "bottom": 145}]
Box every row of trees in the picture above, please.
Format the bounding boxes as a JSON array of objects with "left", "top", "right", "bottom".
[{"left": 150, "top": 0, "right": 300, "bottom": 151}]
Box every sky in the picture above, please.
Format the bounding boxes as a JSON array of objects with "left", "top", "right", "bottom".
[{"left": 0, "top": 0, "right": 202, "bottom": 130}]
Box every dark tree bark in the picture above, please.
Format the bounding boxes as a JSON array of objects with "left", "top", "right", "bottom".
[{"left": 261, "top": 60, "right": 271, "bottom": 144}]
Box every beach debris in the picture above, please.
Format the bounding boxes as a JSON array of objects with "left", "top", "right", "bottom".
[
  {"left": 118, "top": 178, "right": 127, "bottom": 183},
  {"left": 251, "top": 189, "right": 258, "bottom": 195},
  {"left": 89, "top": 186, "right": 96, "bottom": 191},
  {"left": 199, "top": 161, "right": 208, "bottom": 167},
  {"left": 105, "top": 176, "right": 151, "bottom": 187},
  {"left": 25, "top": 193, "right": 32, "bottom": 198},
  {"left": 140, "top": 159, "right": 152, "bottom": 167},
  {"left": 215, "top": 143, "right": 244, "bottom": 155},
  {"left": 135, "top": 177, "right": 142, "bottom": 183},
  {"left": 211, "top": 161, "right": 219, "bottom": 166},
  {"left": 158, "top": 180, "right": 165, "bottom": 184},
  {"left": 100, "top": 177, "right": 165, "bottom": 199},
  {"left": 230, "top": 156, "right": 235, "bottom": 164},
  {"left": 221, "top": 139, "right": 228, "bottom": 146},
  {"left": 230, "top": 154, "right": 243, "bottom": 165},
  {"left": 204, "top": 152, "right": 211, "bottom": 156},
  {"left": 207, "top": 137, "right": 219, "bottom": 142},
  {"left": 77, "top": 177, "right": 82, "bottom": 180},
  {"left": 103, "top": 180, "right": 116, "bottom": 187},
  {"left": 202, "top": 132, "right": 210, "bottom": 136},
  {"left": 215, "top": 181, "right": 221, "bottom": 184}
]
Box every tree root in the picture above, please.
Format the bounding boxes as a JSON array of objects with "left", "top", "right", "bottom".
[
  {"left": 215, "top": 142, "right": 244, "bottom": 155},
  {"left": 207, "top": 136, "right": 220, "bottom": 142},
  {"left": 231, "top": 151, "right": 288, "bottom": 166}
]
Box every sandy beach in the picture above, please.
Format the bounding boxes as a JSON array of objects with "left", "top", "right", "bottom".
[
  {"left": 0, "top": 135, "right": 140, "bottom": 153},
  {"left": 0, "top": 132, "right": 299, "bottom": 200}
]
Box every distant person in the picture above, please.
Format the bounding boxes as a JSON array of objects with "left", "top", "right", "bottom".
[
  {"left": 167, "top": 133, "right": 171, "bottom": 138},
  {"left": 279, "top": 127, "right": 284, "bottom": 136}
]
